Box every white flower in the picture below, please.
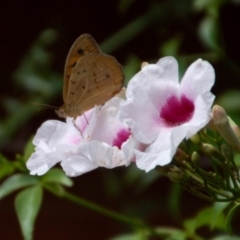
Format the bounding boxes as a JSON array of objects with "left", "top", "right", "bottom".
[
  {"left": 61, "top": 97, "right": 135, "bottom": 176},
  {"left": 27, "top": 97, "right": 135, "bottom": 177},
  {"left": 26, "top": 109, "right": 94, "bottom": 176},
  {"left": 120, "top": 56, "right": 215, "bottom": 172}
]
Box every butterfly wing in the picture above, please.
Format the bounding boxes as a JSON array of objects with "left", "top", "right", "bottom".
[
  {"left": 64, "top": 52, "right": 124, "bottom": 115},
  {"left": 63, "top": 34, "right": 101, "bottom": 103}
]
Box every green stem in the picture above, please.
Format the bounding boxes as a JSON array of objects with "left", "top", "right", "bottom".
[
  {"left": 185, "top": 170, "right": 233, "bottom": 200},
  {"left": 62, "top": 191, "right": 159, "bottom": 237},
  {"left": 234, "top": 198, "right": 240, "bottom": 204},
  {"left": 227, "top": 163, "right": 239, "bottom": 190}
]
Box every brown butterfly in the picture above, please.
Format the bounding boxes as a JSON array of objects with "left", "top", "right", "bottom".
[{"left": 55, "top": 33, "right": 124, "bottom": 118}]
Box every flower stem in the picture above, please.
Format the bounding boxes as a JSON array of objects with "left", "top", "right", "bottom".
[
  {"left": 62, "top": 191, "right": 159, "bottom": 237},
  {"left": 185, "top": 169, "right": 233, "bottom": 200}
]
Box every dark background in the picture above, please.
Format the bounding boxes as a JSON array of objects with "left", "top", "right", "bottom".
[{"left": 1, "top": 0, "right": 240, "bottom": 239}]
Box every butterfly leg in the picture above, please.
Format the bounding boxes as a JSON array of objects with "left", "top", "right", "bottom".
[
  {"left": 100, "top": 103, "right": 105, "bottom": 110},
  {"left": 83, "top": 113, "right": 89, "bottom": 125},
  {"left": 72, "top": 118, "right": 84, "bottom": 138}
]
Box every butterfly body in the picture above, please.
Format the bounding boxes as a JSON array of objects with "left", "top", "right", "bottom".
[{"left": 56, "top": 34, "right": 124, "bottom": 118}]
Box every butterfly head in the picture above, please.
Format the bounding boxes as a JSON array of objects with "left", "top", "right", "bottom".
[{"left": 55, "top": 106, "right": 67, "bottom": 118}]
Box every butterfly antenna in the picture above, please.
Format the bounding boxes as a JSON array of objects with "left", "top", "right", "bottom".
[{"left": 32, "top": 102, "right": 58, "bottom": 110}]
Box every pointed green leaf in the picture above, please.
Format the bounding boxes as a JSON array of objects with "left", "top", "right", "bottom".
[
  {"left": 0, "top": 163, "right": 15, "bottom": 180},
  {"left": 226, "top": 202, "right": 240, "bottom": 236},
  {"left": 211, "top": 202, "right": 230, "bottom": 230},
  {"left": 198, "top": 15, "right": 220, "bottom": 51},
  {"left": 111, "top": 227, "right": 187, "bottom": 240},
  {"left": 15, "top": 185, "right": 42, "bottom": 240},
  {"left": 43, "top": 182, "right": 66, "bottom": 197},
  {"left": 194, "top": 207, "right": 225, "bottom": 230},
  {"left": 23, "top": 137, "right": 34, "bottom": 162},
  {"left": 41, "top": 168, "right": 73, "bottom": 187},
  {"left": 0, "top": 154, "right": 15, "bottom": 180},
  {"left": 184, "top": 207, "right": 225, "bottom": 234},
  {"left": 211, "top": 236, "right": 240, "bottom": 240},
  {"left": 0, "top": 174, "right": 38, "bottom": 200},
  {"left": 0, "top": 154, "right": 9, "bottom": 164},
  {"left": 110, "top": 230, "right": 149, "bottom": 240},
  {"left": 156, "top": 227, "right": 186, "bottom": 240},
  {"left": 183, "top": 218, "right": 196, "bottom": 235}
]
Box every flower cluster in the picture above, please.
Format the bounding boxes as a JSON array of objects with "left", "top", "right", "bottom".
[{"left": 27, "top": 56, "right": 215, "bottom": 177}]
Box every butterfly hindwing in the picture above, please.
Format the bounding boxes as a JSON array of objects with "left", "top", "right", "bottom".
[{"left": 65, "top": 53, "right": 123, "bottom": 114}]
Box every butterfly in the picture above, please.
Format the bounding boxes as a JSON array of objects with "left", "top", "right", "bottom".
[{"left": 55, "top": 33, "right": 124, "bottom": 119}]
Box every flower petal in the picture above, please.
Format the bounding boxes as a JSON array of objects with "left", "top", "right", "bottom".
[
  {"left": 121, "top": 56, "right": 215, "bottom": 172},
  {"left": 156, "top": 56, "right": 179, "bottom": 83},
  {"left": 180, "top": 59, "right": 215, "bottom": 100},
  {"left": 135, "top": 127, "right": 187, "bottom": 171},
  {"left": 80, "top": 141, "right": 131, "bottom": 168},
  {"left": 61, "top": 156, "right": 98, "bottom": 177},
  {"left": 27, "top": 151, "right": 52, "bottom": 175}
]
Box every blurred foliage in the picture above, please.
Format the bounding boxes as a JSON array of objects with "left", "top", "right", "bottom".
[{"left": 1, "top": 0, "right": 240, "bottom": 239}]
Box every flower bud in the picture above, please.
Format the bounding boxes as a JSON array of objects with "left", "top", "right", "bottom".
[
  {"left": 212, "top": 105, "right": 240, "bottom": 151},
  {"left": 191, "top": 152, "right": 200, "bottom": 168},
  {"left": 190, "top": 133, "right": 201, "bottom": 144},
  {"left": 179, "top": 141, "right": 187, "bottom": 152},
  {"left": 174, "top": 148, "right": 189, "bottom": 161},
  {"left": 157, "top": 166, "right": 170, "bottom": 176},
  {"left": 141, "top": 62, "right": 149, "bottom": 69},
  {"left": 228, "top": 117, "right": 240, "bottom": 139},
  {"left": 201, "top": 143, "right": 222, "bottom": 159},
  {"left": 205, "top": 115, "right": 215, "bottom": 129},
  {"left": 167, "top": 165, "right": 183, "bottom": 182},
  {"left": 221, "top": 144, "right": 233, "bottom": 161}
]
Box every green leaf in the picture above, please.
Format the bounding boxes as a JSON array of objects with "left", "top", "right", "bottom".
[
  {"left": 43, "top": 182, "right": 66, "bottom": 197},
  {"left": 183, "top": 218, "right": 196, "bottom": 236},
  {"left": 168, "top": 183, "right": 182, "bottom": 217},
  {"left": 156, "top": 227, "right": 186, "bottom": 240},
  {"left": 211, "top": 202, "right": 230, "bottom": 230},
  {"left": 211, "top": 236, "right": 240, "bottom": 240},
  {"left": 41, "top": 168, "right": 73, "bottom": 187},
  {"left": 161, "top": 35, "right": 182, "bottom": 56},
  {"left": 198, "top": 15, "right": 220, "bottom": 51},
  {"left": 0, "top": 174, "right": 38, "bottom": 200},
  {"left": 226, "top": 202, "right": 240, "bottom": 236},
  {"left": 0, "top": 155, "right": 15, "bottom": 180},
  {"left": 196, "top": 207, "right": 225, "bottom": 229},
  {"left": 184, "top": 207, "right": 225, "bottom": 234},
  {"left": 110, "top": 234, "right": 144, "bottom": 240},
  {"left": 0, "top": 154, "right": 9, "bottom": 164},
  {"left": 0, "top": 164, "right": 15, "bottom": 180},
  {"left": 110, "top": 227, "right": 186, "bottom": 240},
  {"left": 110, "top": 230, "right": 149, "bottom": 240},
  {"left": 23, "top": 137, "right": 35, "bottom": 162},
  {"left": 15, "top": 185, "right": 42, "bottom": 240}
]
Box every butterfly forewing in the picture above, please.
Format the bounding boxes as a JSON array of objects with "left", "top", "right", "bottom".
[
  {"left": 63, "top": 34, "right": 101, "bottom": 103},
  {"left": 57, "top": 33, "right": 124, "bottom": 118}
]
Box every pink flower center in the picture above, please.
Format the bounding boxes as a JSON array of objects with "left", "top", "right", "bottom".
[
  {"left": 112, "top": 129, "right": 131, "bottom": 149},
  {"left": 160, "top": 95, "right": 194, "bottom": 126}
]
